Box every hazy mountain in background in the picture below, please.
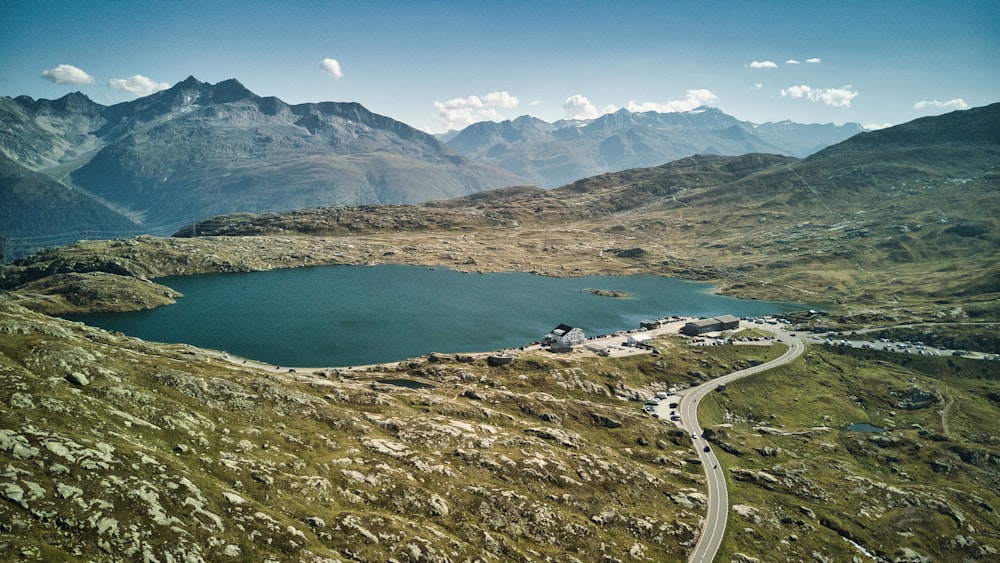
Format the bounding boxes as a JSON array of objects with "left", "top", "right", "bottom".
[
  {"left": 0, "top": 77, "right": 525, "bottom": 256},
  {"left": 442, "top": 106, "right": 865, "bottom": 188}
]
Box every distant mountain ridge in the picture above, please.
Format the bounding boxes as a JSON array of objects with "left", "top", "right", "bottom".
[
  {"left": 442, "top": 106, "right": 865, "bottom": 187},
  {"left": 0, "top": 77, "right": 524, "bottom": 255}
]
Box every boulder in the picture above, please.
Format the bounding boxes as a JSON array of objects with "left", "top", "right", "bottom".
[
  {"left": 590, "top": 413, "right": 622, "bottom": 429},
  {"left": 66, "top": 372, "right": 89, "bottom": 386}
]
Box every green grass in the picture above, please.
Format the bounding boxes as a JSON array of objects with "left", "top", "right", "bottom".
[{"left": 701, "top": 344, "right": 1000, "bottom": 562}]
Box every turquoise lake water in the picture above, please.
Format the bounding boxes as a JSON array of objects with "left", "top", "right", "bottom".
[{"left": 70, "top": 264, "right": 806, "bottom": 367}]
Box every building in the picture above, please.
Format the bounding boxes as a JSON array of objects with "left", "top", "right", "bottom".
[
  {"left": 716, "top": 315, "right": 740, "bottom": 330},
  {"left": 682, "top": 318, "right": 722, "bottom": 335},
  {"left": 640, "top": 319, "right": 660, "bottom": 330},
  {"left": 544, "top": 324, "right": 586, "bottom": 348},
  {"left": 681, "top": 315, "right": 741, "bottom": 336},
  {"left": 628, "top": 333, "right": 653, "bottom": 347}
]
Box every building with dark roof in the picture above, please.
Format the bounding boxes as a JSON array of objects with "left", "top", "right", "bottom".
[
  {"left": 681, "top": 315, "right": 741, "bottom": 336},
  {"left": 544, "top": 324, "right": 586, "bottom": 348}
]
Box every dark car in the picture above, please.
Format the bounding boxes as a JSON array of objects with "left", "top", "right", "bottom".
[{"left": 703, "top": 445, "right": 710, "bottom": 452}]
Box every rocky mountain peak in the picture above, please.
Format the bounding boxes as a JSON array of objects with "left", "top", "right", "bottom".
[{"left": 206, "top": 78, "right": 257, "bottom": 104}]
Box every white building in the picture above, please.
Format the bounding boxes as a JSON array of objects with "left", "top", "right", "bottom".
[
  {"left": 628, "top": 333, "right": 653, "bottom": 347},
  {"left": 544, "top": 324, "right": 586, "bottom": 348}
]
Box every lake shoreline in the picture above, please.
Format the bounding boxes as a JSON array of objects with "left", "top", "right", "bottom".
[{"left": 68, "top": 264, "right": 807, "bottom": 368}]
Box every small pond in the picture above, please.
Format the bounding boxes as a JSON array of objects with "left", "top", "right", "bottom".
[{"left": 845, "top": 423, "right": 884, "bottom": 433}]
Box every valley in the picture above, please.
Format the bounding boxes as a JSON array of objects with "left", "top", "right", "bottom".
[{"left": 0, "top": 97, "right": 997, "bottom": 561}]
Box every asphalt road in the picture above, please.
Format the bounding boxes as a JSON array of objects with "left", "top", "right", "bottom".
[{"left": 673, "top": 324, "right": 805, "bottom": 563}]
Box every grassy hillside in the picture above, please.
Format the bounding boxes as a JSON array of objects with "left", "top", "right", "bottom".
[
  {"left": 701, "top": 345, "right": 1000, "bottom": 562},
  {"left": 1, "top": 103, "right": 998, "bottom": 561}
]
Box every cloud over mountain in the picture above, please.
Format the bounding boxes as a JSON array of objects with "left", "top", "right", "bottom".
[
  {"left": 320, "top": 57, "right": 343, "bottom": 79},
  {"left": 627, "top": 89, "right": 718, "bottom": 113},
  {"left": 434, "top": 91, "right": 519, "bottom": 130},
  {"left": 914, "top": 98, "right": 968, "bottom": 110},
  {"left": 781, "top": 85, "right": 858, "bottom": 107},
  {"left": 41, "top": 64, "right": 94, "bottom": 85},
  {"left": 108, "top": 75, "right": 171, "bottom": 97},
  {"left": 563, "top": 94, "right": 599, "bottom": 120}
]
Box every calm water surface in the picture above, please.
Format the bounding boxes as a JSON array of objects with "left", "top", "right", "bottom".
[{"left": 71, "top": 264, "right": 806, "bottom": 367}]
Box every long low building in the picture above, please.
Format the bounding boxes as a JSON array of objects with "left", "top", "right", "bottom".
[{"left": 681, "top": 315, "right": 741, "bottom": 336}]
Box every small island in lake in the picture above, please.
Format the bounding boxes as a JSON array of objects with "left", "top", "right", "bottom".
[{"left": 583, "top": 288, "right": 634, "bottom": 298}]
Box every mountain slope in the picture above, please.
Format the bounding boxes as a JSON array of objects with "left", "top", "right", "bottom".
[
  {"left": 0, "top": 154, "right": 139, "bottom": 258},
  {"left": 444, "top": 106, "right": 864, "bottom": 188},
  {"left": 1, "top": 105, "right": 998, "bottom": 563},
  {"left": 123, "top": 102, "right": 997, "bottom": 314},
  {"left": 1, "top": 78, "right": 525, "bottom": 237}
]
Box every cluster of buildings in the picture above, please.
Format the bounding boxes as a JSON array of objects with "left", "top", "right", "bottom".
[{"left": 541, "top": 314, "right": 741, "bottom": 353}]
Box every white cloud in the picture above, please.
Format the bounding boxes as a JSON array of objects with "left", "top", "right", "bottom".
[
  {"left": 434, "top": 91, "right": 520, "bottom": 130},
  {"left": 108, "top": 74, "right": 170, "bottom": 97},
  {"left": 781, "top": 85, "right": 811, "bottom": 99},
  {"left": 319, "top": 57, "right": 343, "bottom": 79},
  {"left": 914, "top": 98, "right": 968, "bottom": 110},
  {"left": 865, "top": 122, "right": 895, "bottom": 130},
  {"left": 562, "top": 94, "right": 599, "bottom": 120},
  {"left": 805, "top": 57, "right": 822, "bottom": 64},
  {"left": 749, "top": 60, "right": 778, "bottom": 69},
  {"left": 780, "top": 84, "right": 858, "bottom": 107},
  {"left": 752, "top": 83, "right": 764, "bottom": 91},
  {"left": 786, "top": 59, "right": 801, "bottom": 65},
  {"left": 627, "top": 89, "right": 718, "bottom": 113},
  {"left": 41, "top": 64, "right": 94, "bottom": 85}
]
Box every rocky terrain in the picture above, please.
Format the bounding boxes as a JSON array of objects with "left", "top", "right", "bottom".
[
  {"left": 5, "top": 103, "right": 996, "bottom": 322},
  {"left": 1, "top": 298, "right": 767, "bottom": 561},
  {"left": 1, "top": 103, "right": 998, "bottom": 561},
  {"left": 2, "top": 296, "right": 997, "bottom": 562},
  {"left": 703, "top": 344, "right": 1000, "bottom": 563}
]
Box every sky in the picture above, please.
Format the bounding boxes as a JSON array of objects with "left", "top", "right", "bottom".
[{"left": 2, "top": 0, "right": 997, "bottom": 133}]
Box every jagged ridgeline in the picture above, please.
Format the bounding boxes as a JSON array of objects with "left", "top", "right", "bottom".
[
  {"left": 442, "top": 106, "right": 865, "bottom": 188},
  {"left": 0, "top": 77, "right": 523, "bottom": 256},
  {"left": 0, "top": 94, "right": 999, "bottom": 561},
  {"left": 3, "top": 77, "right": 866, "bottom": 259}
]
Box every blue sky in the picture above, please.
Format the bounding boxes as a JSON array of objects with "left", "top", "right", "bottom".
[{"left": 2, "top": 0, "right": 997, "bottom": 133}]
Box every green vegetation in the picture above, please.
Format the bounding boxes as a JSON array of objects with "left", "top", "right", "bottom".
[
  {"left": 1, "top": 102, "right": 997, "bottom": 560},
  {"left": 700, "top": 345, "right": 1000, "bottom": 562}
]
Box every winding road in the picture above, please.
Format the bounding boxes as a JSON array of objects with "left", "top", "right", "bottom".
[{"left": 659, "top": 324, "right": 805, "bottom": 563}]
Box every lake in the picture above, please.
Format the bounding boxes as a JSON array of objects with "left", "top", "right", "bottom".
[{"left": 69, "top": 264, "right": 806, "bottom": 367}]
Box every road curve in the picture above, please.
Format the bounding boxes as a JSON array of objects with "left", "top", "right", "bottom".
[{"left": 682, "top": 325, "right": 805, "bottom": 563}]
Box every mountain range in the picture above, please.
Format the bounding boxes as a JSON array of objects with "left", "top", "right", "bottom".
[
  {"left": 3, "top": 77, "right": 864, "bottom": 257},
  {"left": 0, "top": 77, "right": 522, "bottom": 254},
  {"left": 0, "top": 94, "right": 997, "bottom": 563},
  {"left": 440, "top": 106, "right": 864, "bottom": 188}
]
